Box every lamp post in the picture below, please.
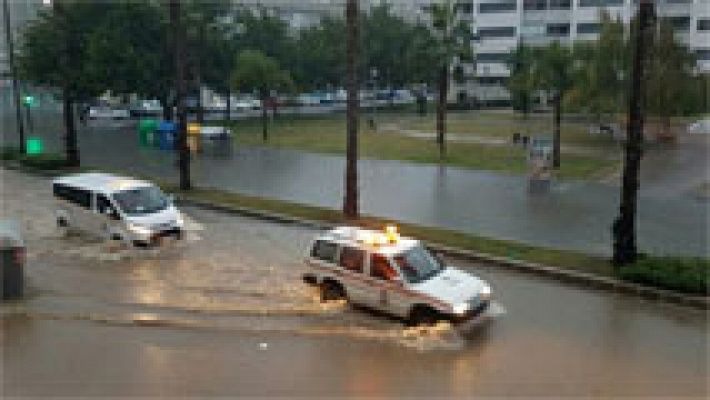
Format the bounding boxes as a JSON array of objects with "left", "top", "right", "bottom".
[{"left": 2, "top": 0, "right": 25, "bottom": 153}]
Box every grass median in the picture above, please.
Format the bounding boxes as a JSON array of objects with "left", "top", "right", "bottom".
[{"left": 220, "top": 114, "right": 619, "bottom": 180}]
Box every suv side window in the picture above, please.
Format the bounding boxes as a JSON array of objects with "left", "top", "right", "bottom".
[
  {"left": 339, "top": 247, "right": 364, "bottom": 273},
  {"left": 370, "top": 254, "right": 398, "bottom": 281},
  {"left": 311, "top": 240, "right": 338, "bottom": 263},
  {"left": 96, "top": 194, "right": 113, "bottom": 215}
]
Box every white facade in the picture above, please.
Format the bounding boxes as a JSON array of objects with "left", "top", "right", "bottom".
[{"left": 455, "top": 0, "right": 710, "bottom": 105}]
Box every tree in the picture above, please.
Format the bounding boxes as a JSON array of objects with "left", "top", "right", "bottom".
[
  {"left": 507, "top": 41, "right": 537, "bottom": 118},
  {"left": 231, "top": 50, "right": 293, "bottom": 142},
  {"left": 612, "top": 0, "right": 655, "bottom": 266},
  {"left": 427, "top": 0, "right": 473, "bottom": 159},
  {"left": 533, "top": 41, "right": 574, "bottom": 169},
  {"left": 570, "top": 13, "right": 627, "bottom": 123},
  {"left": 170, "top": 0, "right": 190, "bottom": 190},
  {"left": 3, "top": 0, "right": 25, "bottom": 154},
  {"left": 19, "top": 0, "right": 108, "bottom": 167},
  {"left": 293, "top": 17, "right": 347, "bottom": 91},
  {"left": 343, "top": 0, "right": 359, "bottom": 219},
  {"left": 645, "top": 17, "right": 697, "bottom": 137}
]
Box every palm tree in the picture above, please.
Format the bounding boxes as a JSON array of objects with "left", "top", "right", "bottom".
[
  {"left": 427, "top": 0, "right": 472, "bottom": 160},
  {"left": 170, "top": 0, "right": 191, "bottom": 190},
  {"left": 231, "top": 49, "right": 292, "bottom": 142},
  {"left": 343, "top": 0, "right": 359, "bottom": 218},
  {"left": 534, "top": 42, "right": 573, "bottom": 169},
  {"left": 612, "top": 0, "right": 655, "bottom": 266}
]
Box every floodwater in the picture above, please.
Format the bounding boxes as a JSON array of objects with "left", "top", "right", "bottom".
[
  {"left": 2, "top": 169, "right": 707, "bottom": 397},
  {"left": 8, "top": 102, "right": 708, "bottom": 257}
]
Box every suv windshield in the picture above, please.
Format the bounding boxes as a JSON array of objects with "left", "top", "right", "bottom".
[
  {"left": 112, "top": 186, "right": 168, "bottom": 216},
  {"left": 393, "top": 245, "right": 444, "bottom": 284}
]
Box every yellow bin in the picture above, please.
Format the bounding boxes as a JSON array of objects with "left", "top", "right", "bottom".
[{"left": 187, "top": 123, "right": 201, "bottom": 153}]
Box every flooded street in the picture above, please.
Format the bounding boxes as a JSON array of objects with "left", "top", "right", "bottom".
[{"left": 2, "top": 168, "right": 708, "bottom": 398}]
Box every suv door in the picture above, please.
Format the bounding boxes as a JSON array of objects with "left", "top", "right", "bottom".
[
  {"left": 337, "top": 246, "right": 368, "bottom": 305},
  {"left": 365, "top": 253, "right": 409, "bottom": 318}
]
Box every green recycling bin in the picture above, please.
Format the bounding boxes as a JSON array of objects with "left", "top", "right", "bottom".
[{"left": 138, "top": 118, "right": 158, "bottom": 147}]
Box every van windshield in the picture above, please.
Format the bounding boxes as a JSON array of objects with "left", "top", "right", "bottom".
[
  {"left": 393, "top": 245, "right": 444, "bottom": 284},
  {"left": 112, "top": 186, "right": 168, "bottom": 216}
]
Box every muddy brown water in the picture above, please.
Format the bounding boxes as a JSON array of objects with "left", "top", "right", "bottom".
[{"left": 1, "top": 169, "right": 708, "bottom": 397}]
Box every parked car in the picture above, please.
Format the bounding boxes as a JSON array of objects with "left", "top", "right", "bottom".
[
  {"left": 89, "top": 106, "right": 130, "bottom": 120},
  {"left": 687, "top": 119, "right": 710, "bottom": 134},
  {"left": 130, "top": 100, "right": 162, "bottom": 117}
]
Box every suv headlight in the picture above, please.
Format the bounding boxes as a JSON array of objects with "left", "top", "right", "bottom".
[{"left": 175, "top": 214, "right": 184, "bottom": 227}]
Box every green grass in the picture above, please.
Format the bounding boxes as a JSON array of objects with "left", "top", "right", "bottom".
[
  {"left": 1, "top": 146, "right": 69, "bottom": 170},
  {"left": 222, "top": 114, "right": 618, "bottom": 180},
  {"left": 618, "top": 256, "right": 709, "bottom": 296}
]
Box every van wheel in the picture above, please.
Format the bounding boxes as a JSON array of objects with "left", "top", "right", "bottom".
[
  {"left": 320, "top": 281, "right": 346, "bottom": 302},
  {"left": 408, "top": 306, "right": 441, "bottom": 327}
]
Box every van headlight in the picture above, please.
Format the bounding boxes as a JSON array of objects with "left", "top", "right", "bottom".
[
  {"left": 175, "top": 214, "right": 184, "bottom": 228},
  {"left": 480, "top": 284, "right": 491, "bottom": 300},
  {"left": 453, "top": 302, "right": 470, "bottom": 315},
  {"left": 128, "top": 223, "right": 152, "bottom": 236}
]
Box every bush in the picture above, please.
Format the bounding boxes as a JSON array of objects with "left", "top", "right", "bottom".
[
  {"left": 0, "top": 146, "right": 68, "bottom": 170},
  {"left": 617, "top": 256, "right": 709, "bottom": 296}
]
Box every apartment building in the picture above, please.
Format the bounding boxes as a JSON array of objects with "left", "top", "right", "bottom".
[{"left": 455, "top": 0, "right": 710, "bottom": 106}]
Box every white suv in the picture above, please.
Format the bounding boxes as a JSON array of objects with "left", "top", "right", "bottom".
[{"left": 303, "top": 226, "right": 491, "bottom": 325}]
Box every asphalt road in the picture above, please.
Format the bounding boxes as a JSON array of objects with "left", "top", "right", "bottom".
[{"left": 1, "top": 168, "right": 707, "bottom": 398}]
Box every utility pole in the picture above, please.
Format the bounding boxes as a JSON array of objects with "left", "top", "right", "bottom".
[
  {"left": 2, "top": 0, "right": 26, "bottom": 154},
  {"left": 343, "top": 0, "right": 359, "bottom": 218},
  {"left": 171, "top": 0, "right": 191, "bottom": 190},
  {"left": 613, "top": 0, "right": 655, "bottom": 266}
]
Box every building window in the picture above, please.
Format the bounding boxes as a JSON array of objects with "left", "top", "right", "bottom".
[
  {"left": 547, "top": 23, "right": 570, "bottom": 36},
  {"left": 456, "top": 1, "right": 474, "bottom": 14},
  {"left": 665, "top": 0, "right": 691, "bottom": 4},
  {"left": 696, "top": 49, "right": 710, "bottom": 61},
  {"left": 666, "top": 16, "right": 690, "bottom": 32},
  {"left": 524, "top": 0, "right": 547, "bottom": 10},
  {"left": 478, "top": 76, "right": 508, "bottom": 85},
  {"left": 478, "top": 26, "right": 516, "bottom": 39},
  {"left": 476, "top": 52, "right": 511, "bottom": 63},
  {"left": 698, "top": 19, "right": 710, "bottom": 31},
  {"left": 577, "top": 22, "right": 600, "bottom": 34},
  {"left": 479, "top": 2, "right": 516, "bottom": 13},
  {"left": 549, "top": 0, "right": 572, "bottom": 9},
  {"left": 579, "top": 0, "right": 624, "bottom": 7}
]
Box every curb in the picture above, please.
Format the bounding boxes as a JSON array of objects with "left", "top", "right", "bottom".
[{"left": 177, "top": 197, "right": 709, "bottom": 310}]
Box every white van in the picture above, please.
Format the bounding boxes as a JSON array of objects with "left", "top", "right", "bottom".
[{"left": 53, "top": 173, "right": 184, "bottom": 246}]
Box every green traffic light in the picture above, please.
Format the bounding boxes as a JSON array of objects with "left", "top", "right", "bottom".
[
  {"left": 22, "top": 95, "right": 36, "bottom": 107},
  {"left": 26, "top": 138, "right": 43, "bottom": 155}
]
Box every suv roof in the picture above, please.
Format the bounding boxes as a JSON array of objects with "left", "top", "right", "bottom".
[
  {"left": 53, "top": 173, "right": 152, "bottom": 195},
  {"left": 317, "top": 226, "right": 418, "bottom": 255}
]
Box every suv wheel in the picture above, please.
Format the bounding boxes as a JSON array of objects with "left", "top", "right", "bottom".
[
  {"left": 320, "top": 281, "right": 346, "bottom": 302},
  {"left": 408, "top": 306, "right": 441, "bottom": 327}
]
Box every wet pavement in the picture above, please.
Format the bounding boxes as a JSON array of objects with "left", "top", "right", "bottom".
[
  {"left": 2, "top": 98, "right": 708, "bottom": 258},
  {"left": 2, "top": 168, "right": 708, "bottom": 397}
]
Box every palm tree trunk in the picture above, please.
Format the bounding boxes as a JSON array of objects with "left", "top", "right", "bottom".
[
  {"left": 63, "top": 91, "right": 79, "bottom": 167},
  {"left": 436, "top": 65, "right": 448, "bottom": 160},
  {"left": 553, "top": 92, "right": 561, "bottom": 169},
  {"left": 343, "top": 0, "right": 359, "bottom": 219},
  {"left": 196, "top": 76, "right": 204, "bottom": 124},
  {"left": 171, "top": 0, "right": 190, "bottom": 190},
  {"left": 3, "top": 0, "right": 25, "bottom": 154},
  {"left": 613, "top": 0, "right": 653, "bottom": 266},
  {"left": 225, "top": 88, "right": 231, "bottom": 121},
  {"left": 260, "top": 89, "right": 268, "bottom": 142}
]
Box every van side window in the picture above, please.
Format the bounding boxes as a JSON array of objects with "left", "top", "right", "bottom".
[
  {"left": 339, "top": 247, "right": 364, "bottom": 273},
  {"left": 370, "top": 254, "right": 398, "bottom": 281},
  {"left": 311, "top": 240, "right": 338, "bottom": 262},
  {"left": 53, "top": 183, "right": 91, "bottom": 209}
]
